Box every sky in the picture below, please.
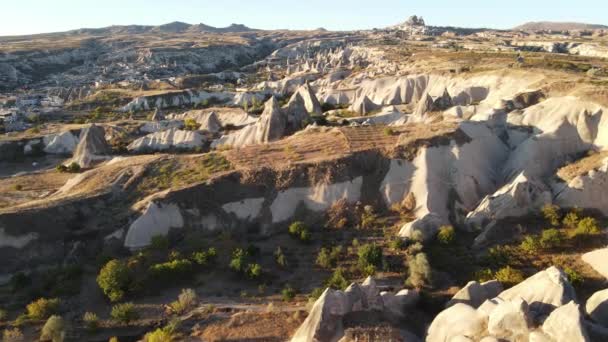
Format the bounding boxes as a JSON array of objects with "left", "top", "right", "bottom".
[{"left": 1, "top": 0, "right": 607, "bottom": 36}]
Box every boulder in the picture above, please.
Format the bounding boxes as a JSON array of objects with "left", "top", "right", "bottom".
[
  {"left": 447, "top": 280, "right": 504, "bottom": 308},
  {"left": 582, "top": 248, "right": 608, "bottom": 279},
  {"left": 291, "top": 288, "right": 349, "bottom": 342},
  {"left": 497, "top": 267, "right": 577, "bottom": 314},
  {"left": 360, "top": 277, "right": 384, "bottom": 311},
  {"left": 291, "top": 82, "right": 322, "bottom": 115},
  {"left": 381, "top": 289, "right": 419, "bottom": 318},
  {"left": 398, "top": 213, "right": 445, "bottom": 242},
  {"left": 43, "top": 131, "right": 79, "bottom": 155},
  {"left": 283, "top": 92, "right": 311, "bottom": 132},
  {"left": 487, "top": 298, "right": 531, "bottom": 340},
  {"left": 71, "top": 124, "right": 112, "bottom": 168},
  {"left": 127, "top": 128, "right": 205, "bottom": 153},
  {"left": 465, "top": 173, "right": 552, "bottom": 232},
  {"left": 124, "top": 202, "right": 184, "bottom": 250},
  {"left": 585, "top": 289, "right": 608, "bottom": 327},
  {"left": 351, "top": 95, "right": 380, "bottom": 115},
  {"left": 139, "top": 120, "right": 184, "bottom": 134},
  {"left": 542, "top": 302, "right": 590, "bottom": 342},
  {"left": 213, "top": 96, "right": 302, "bottom": 148},
  {"left": 426, "top": 303, "right": 487, "bottom": 342}
]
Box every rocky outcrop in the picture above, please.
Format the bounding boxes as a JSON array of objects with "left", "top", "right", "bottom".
[
  {"left": 447, "top": 280, "right": 503, "bottom": 308},
  {"left": 71, "top": 124, "right": 112, "bottom": 168},
  {"left": 487, "top": 298, "right": 531, "bottom": 341},
  {"left": 582, "top": 248, "right": 608, "bottom": 279},
  {"left": 586, "top": 289, "right": 608, "bottom": 327},
  {"left": 139, "top": 120, "right": 184, "bottom": 134},
  {"left": 43, "top": 131, "right": 79, "bottom": 155},
  {"left": 497, "top": 266, "right": 577, "bottom": 314},
  {"left": 542, "top": 302, "right": 590, "bottom": 342},
  {"left": 291, "top": 83, "right": 322, "bottom": 115},
  {"left": 212, "top": 95, "right": 311, "bottom": 149},
  {"left": 555, "top": 158, "right": 608, "bottom": 216},
  {"left": 426, "top": 303, "right": 488, "bottom": 342},
  {"left": 127, "top": 128, "right": 205, "bottom": 153},
  {"left": 124, "top": 202, "right": 184, "bottom": 250},
  {"left": 466, "top": 173, "right": 552, "bottom": 232},
  {"left": 291, "top": 277, "right": 419, "bottom": 342},
  {"left": 428, "top": 268, "right": 586, "bottom": 342}
]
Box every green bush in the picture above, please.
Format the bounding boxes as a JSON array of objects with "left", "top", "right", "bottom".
[
  {"left": 357, "top": 244, "right": 383, "bottom": 270},
  {"left": 184, "top": 118, "right": 201, "bottom": 131},
  {"left": 2, "top": 328, "right": 24, "bottom": 341},
  {"left": 520, "top": 235, "right": 541, "bottom": 255},
  {"left": 229, "top": 248, "right": 249, "bottom": 273},
  {"left": 83, "top": 312, "right": 99, "bottom": 331},
  {"left": 326, "top": 267, "right": 349, "bottom": 290},
  {"left": 389, "top": 238, "right": 406, "bottom": 250},
  {"left": 540, "top": 229, "right": 563, "bottom": 249},
  {"left": 316, "top": 248, "right": 333, "bottom": 269},
  {"left": 383, "top": 127, "right": 395, "bottom": 136},
  {"left": 486, "top": 245, "right": 513, "bottom": 267},
  {"left": 274, "top": 247, "right": 288, "bottom": 268},
  {"left": 144, "top": 328, "right": 175, "bottom": 342},
  {"left": 541, "top": 204, "right": 561, "bottom": 226},
  {"left": 40, "top": 315, "right": 65, "bottom": 342},
  {"left": 149, "top": 259, "right": 193, "bottom": 282},
  {"left": 495, "top": 266, "right": 525, "bottom": 288},
  {"left": 149, "top": 235, "right": 169, "bottom": 251},
  {"left": 407, "top": 253, "right": 432, "bottom": 289},
  {"left": 288, "top": 221, "right": 311, "bottom": 242},
  {"left": 191, "top": 248, "right": 217, "bottom": 266},
  {"left": 564, "top": 267, "right": 584, "bottom": 286},
  {"left": 26, "top": 298, "right": 60, "bottom": 320},
  {"left": 475, "top": 268, "right": 494, "bottom": 283},
  {"left": 246, "top": 263, "right": 263, "bottom": 279},
  {"left": 169, "top": 289, "right": 197, "bottom": 315},
  {"left": 0, "top": 309, "right": 7, "bottom": 321},
  {"left": 281, "top": 285, "right": 297, "bottom": 301},
  {"left": 111, "top": 303, "right": 139, "bottom": 324},
  {"left": 97, "top": 260, "right": 132, "bottom": 302},
  {"left": 437, "top": 225, "right": 455, "bottom": 245},
  {"left": 67, "top": 162, "right": 81, "bottom": 173},
  {"left": 360, "top": 206, "right": 377, "bottom": 229},
  {"left": 562, "top": 210, "right": 580, "bottom": 228},
  {"left": 574, "top": 217, "right": 601, "bottom": 236}
]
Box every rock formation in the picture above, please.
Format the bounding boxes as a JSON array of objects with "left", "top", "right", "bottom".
[
  {"left": 71, "top": 124, "right": 112, "bottom": 168},
  {"left": 127, "top": 128, "right": 205, "bottom": 153}
]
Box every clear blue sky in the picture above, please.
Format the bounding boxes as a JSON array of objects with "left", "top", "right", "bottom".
[{"left": 1, "top": 0, "right": 607, "bottom": 36}]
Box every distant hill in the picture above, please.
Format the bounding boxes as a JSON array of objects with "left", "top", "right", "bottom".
[
  {"left": 514, "top": 21, "right": 608, "bottom": 31},
  {"left": 30, "top": 21, "right": 258, "bottom": 38}
]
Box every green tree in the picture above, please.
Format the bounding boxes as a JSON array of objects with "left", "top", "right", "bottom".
[
  {"left": 541, "top": 204, "right": 561, "bottom": 227},
  {"left": 540, "top": 229, "right": 563, "bottom": 249},
  {"left": 97, "top": 260, "right": 131, "bottom": 302}
]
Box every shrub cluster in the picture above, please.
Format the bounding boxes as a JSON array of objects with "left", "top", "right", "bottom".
[
  {"left": 357, "top": 244, "right": 383, "bottom": 275},
  {"left": 191, "top": 248, "right": 217, "bottom": 266},
  {"left": 407, "top": 253, "right": 432, "bottom": 289},
  {"left": 288, "top": 221, "right": 312, "bottom": 242},
  {"left": 97, "top": 260, "right": 133, "bottom": 302},
  {"left": 26, "top": 298, "right": 60, "bottom": 320},
  {"left": 229, "top": 248, "right": 263, "bottom": 279},
  {"left": 111, "top": 302, "right": 139, "bottom": 324},
  {"left": 316, "top": 246, "right": 343, "bottom": 269},
  {"left": 169, "top": 288, "right": 198, "bottom": 315},
  {"left": 40, "top": 315, "right": 65, "bottom": 342}
]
